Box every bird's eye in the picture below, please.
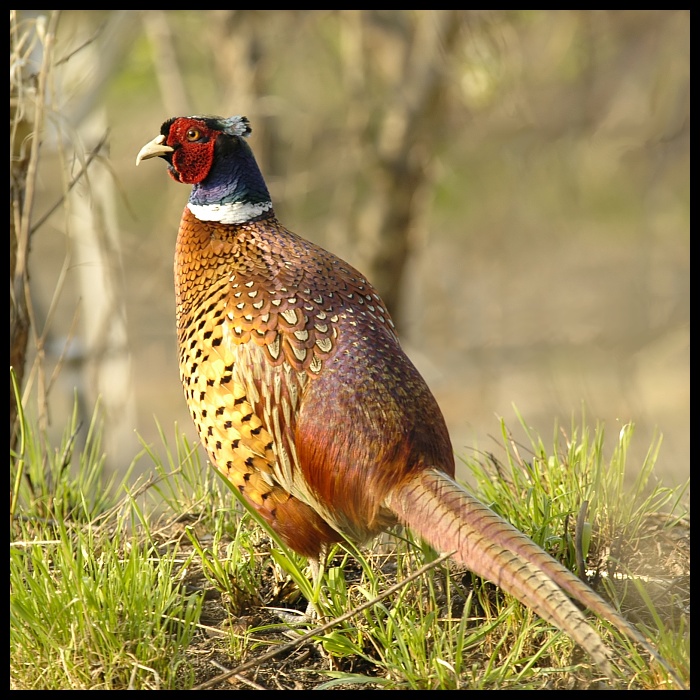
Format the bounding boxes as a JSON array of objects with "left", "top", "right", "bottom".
[{"left": 185, "top": 128, "right": 201, "bottom": 142}]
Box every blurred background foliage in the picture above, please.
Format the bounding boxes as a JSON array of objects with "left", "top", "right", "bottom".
[{"left": 11, "top": 10, "right": 688, "bottom": 489}]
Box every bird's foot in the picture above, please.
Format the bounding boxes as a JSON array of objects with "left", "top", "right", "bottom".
[{"left": 266, "top": 601, "right": 321, "bottom": 640}]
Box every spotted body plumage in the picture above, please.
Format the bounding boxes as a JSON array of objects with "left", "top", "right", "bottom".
[
  {"left": 136, "top": 114, "right": 682, "bottom": 685},
  {"left": 173, "top": 202, "right": 452, "bottom": 554}
]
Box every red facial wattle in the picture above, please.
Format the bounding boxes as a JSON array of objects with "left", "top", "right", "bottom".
[{"left": 165, "top": 118, "right": 218, "bottom": 185}]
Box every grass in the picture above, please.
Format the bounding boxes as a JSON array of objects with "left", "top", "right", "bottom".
[{"left": 10, "top": 385, "right": 689, "bottom": 690}]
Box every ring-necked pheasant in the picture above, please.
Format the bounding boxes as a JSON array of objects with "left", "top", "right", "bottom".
[{"left": 136, "top": 114, "right": 678, "bottom": 684}]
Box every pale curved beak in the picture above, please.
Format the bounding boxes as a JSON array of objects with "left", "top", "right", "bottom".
[{"left": 136, "top": 134, "right": 174, "bottom": 165}]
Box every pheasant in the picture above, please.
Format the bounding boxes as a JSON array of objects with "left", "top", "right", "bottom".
[{"left": 136, "top": 114, "right": 679, "bottom": 684}]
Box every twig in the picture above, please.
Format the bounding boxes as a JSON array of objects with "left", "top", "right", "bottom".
[
  {"left": 209, "top": 660, "right": 268, "bottom": 690},
  {"left": 29, "top": 130, "right": 110, "bottom": 235}
]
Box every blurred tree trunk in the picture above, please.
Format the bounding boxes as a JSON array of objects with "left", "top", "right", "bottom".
[
  {"left": 334, "top": 10, "right": 463, "bottom": 326},
  {"left": 141, "top": 10, "right": 191, "bottom": 116},
  {"left": 59, "top": 14, "right": 139, "bottom": 467},
  {"left": 208, "top": 10, "right": 289, "bottom": 177}
]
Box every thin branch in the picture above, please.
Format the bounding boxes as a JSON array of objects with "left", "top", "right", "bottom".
[
  {"left": 54, "top": 20, "right": 106, "bottom": 66},
  {"left": 29, "top": 130, "right": 110, "bottom": 236}
]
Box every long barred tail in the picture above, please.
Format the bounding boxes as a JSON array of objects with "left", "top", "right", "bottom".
[{"left": 386, "top": 468, "right": 681, "bottom": 684}]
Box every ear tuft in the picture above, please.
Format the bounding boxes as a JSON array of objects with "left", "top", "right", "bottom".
[{"left": 221, "top": 116, "right": 252, "bottom": 138}]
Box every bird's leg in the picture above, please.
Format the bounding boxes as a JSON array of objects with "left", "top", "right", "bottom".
[
  {"left": 305, "top": 544, "right": 329, "bottom": 619},
  {"left": 275, "top": 545, "right": 329, "bottom": 630},
  {"left": 306, "top": 545, "right": 340, "bottom": 671}
]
